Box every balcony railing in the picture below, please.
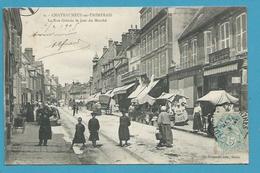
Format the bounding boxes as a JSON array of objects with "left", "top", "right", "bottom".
[
  {"left": 121, "top": 70, "right": 140, "bottom": 82},
  {"left": 209, "top": 47, "right": 230, "bottom": 64}
]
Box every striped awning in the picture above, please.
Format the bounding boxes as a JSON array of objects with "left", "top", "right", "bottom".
[
  {"left": 113, "top": 83, "right": 136, "bottom": 96},
  {"left": 204, "top": 63, "right": 238, "bottom": 76}
]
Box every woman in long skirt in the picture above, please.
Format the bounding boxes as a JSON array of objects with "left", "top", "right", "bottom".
[
  {"left": 71, "top": 117, "right": 86, "bottom": 149},
  {"left": 157, "top": 106, "right": 173, "bottom": 147},
  {"left": 118, "top": 111, "right": 131, "bottom": 147},
  {"left": 88, "top": 112, "right": 100, "bottom": 147},
  {"left": 193, "top": 102, "right": 203, "bottom": 132}
]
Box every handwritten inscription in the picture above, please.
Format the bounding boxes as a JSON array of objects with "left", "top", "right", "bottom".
[
  {"left": 47, "top": 38, "right": 84, "bottom": 51},
  {"left": 31, "top": 10, "right": 113, "bottom": 58}
]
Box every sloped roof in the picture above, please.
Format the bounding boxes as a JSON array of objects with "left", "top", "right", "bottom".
[
  {"left": 69, "top": 83, "right": 87, "bottom": 94},
  {"left": 179, "top": 7, "right": 229, "bottom": 40}
]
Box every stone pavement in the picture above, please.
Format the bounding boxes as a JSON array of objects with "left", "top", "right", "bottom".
[
  {"left": 5, "top": 122, "right": 86, "bottom": 165},
  {"left": 61, "top": 107, "right": 248, "bottom": 164},
  {"left": 78, "top": 107, "right": 210, "bottom": 138}
]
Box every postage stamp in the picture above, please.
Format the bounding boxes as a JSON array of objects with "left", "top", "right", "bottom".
[{"left": 214, "top": 113, "right": 247, "bottom": 152}]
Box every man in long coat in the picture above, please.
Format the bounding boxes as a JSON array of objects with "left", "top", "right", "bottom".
[
  {"left": 36, "top": 105, "right": 52, "bottom": 146},
  {"left": 71, "top": 117, "right": 86, "bottom": 149},
  {"left": 118, "top": 111, "right": 131, "bottom": 147},
  {"left": 88, "top": 112, "right": 100, "bottom": 147}
]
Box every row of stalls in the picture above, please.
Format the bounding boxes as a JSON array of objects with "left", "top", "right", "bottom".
[
  {"left": 84, "top": 76, "right": 190, "bottom": 125},
  {"left": 84, "top": 76, "right": 245, "bottom": 137}
]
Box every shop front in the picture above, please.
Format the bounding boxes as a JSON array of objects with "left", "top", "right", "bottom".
[
  {"left": 169, "top": 65, "right": 203, "bottom": 113},
  {"left": 203, "top": 60, "right": 246, "bottom": 110},
  {"left": 112, "top": 82, "right": 137, "bottom": 112}
]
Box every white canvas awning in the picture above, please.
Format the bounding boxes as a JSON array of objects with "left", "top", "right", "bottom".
[
  {"left": 197, "top": 90, "right": 239, "bottom": 105},
  {"left": 128, "top": 84, "right": 146, "bottom": 99},
  {"left": 131, "top": 80, "right": 159, "bottom": 105}
]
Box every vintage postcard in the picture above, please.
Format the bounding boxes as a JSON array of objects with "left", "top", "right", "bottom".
[{"left": 3, "top": 7, "right": 248, "bottom": 164}]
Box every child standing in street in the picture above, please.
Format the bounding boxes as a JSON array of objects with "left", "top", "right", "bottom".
[
  {"left": 88, "top": 112, "right": 100, "bottom": 147},
  {"left": 71, "top": 117, "right": 86, "bottom": 150}
]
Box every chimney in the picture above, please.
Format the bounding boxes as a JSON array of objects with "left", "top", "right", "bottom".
[
  {"left": 24, "top": 48, "right": 33, "bottom": 62},
  {"left": 131, "top": 24, "right": 133, "bottom": 29},
  {"left": 45, "top": 69, "right": 50, "bottom": 76},
  {"left": 135, "top": 25, "right": 138, "bottom": 29},
  {"left": 103, "top": 46, "right": 108, "bottom": 53},
  {"left": 108, "top": 39, "right": 113, "bottom": 48}
]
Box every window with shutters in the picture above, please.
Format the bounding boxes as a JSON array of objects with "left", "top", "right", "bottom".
[
  {"left": 160, "top": 52, "right": 167, "bottom": 76},
  {"left": 142, "top": 38, "right": 146, "bottom": 56},
  {"left": 148, "top": 34, "right": 152, "bottom": 53},
  {"left": 220, "top": 22, "right": 230, "bottom": 49},
  {"left": 181, "top": 44, "right": 188, "bottom": 69},
  {"left": 153, "top": 29, "right": 159, "bottom": 49},
  {"left": 142, "top": 62, "right": 146, "bottom": 74},
  {"left": 149, "top": 58, "right": 153, "bottom": 78},
  {"left": 154, "top": 55, "right": 159, "bottom": 78},
  {"left": 146, "top": 60, "right": 149, "bottom": 77},
  {"left": 236, "top": 13, "right": 247, "bottom": 53},
  {"left": 160, "top": 24, "right": 166, "bottom": 46},
  {"left": 191, "top": 39, "right": 198, "bottom": 66},
  {"left": 204, "top": 31, "right": 213, "bottom": 63}
]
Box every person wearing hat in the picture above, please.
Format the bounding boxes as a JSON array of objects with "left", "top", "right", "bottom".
[
  {"left": 88, "top": 112, "right": 100, "bottom": 147},
  {"left": 36, "top": 105, "right": 52, "bottom": 146},
  {"left": 157, "top": 106, "right": 173, "bottom": 147},
  {"left": 71, "top": 117, "right": 86, "bottom": 149},
  {"left": 118, "top": 109, "right": 131, "bottom": 147}
]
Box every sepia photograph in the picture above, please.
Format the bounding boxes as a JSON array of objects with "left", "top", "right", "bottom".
[{"left": 3, "top": 7, "right": 248, "bottom": 165}]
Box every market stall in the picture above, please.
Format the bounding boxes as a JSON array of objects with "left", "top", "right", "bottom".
[
  {"left": 156, "top": 92, "right": 189, "bottom": 126},
  {"left": 197, "top": 90, "right": 239, "bottom": 136}
]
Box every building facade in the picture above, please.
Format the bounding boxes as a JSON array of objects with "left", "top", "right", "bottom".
[
  {"left": 116, "top": 26, "right": 140, "bottom": 86},
  {"left": 121, "top": 39, "right": 141, "bottom": 85},
  {"left": 3, "top": 8, "right": 23, "bottom": 144},
  {"left": 139, "top": 7, "right": 198, "bottom": 98},
  {"left": 44, "top": 69, "right": 60, "bottom": 103},
  {"left": 169, "top": 7, "right": 247, "bottom": 110}
]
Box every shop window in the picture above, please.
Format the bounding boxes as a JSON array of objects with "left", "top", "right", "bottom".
[
  {"left": 204, "top": 31, "right": 213, "bottom": 63},
  {"left": 220, "top": 22, "right": 230, "bottom": 49},
  {"left": 236, "top": 13, "right": 247, "bottom": 53}
]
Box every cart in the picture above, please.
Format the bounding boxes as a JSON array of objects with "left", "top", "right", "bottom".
[
  {"left": 197, "top": 90, "right": 239, "bottom": 136},
  {"left": 13, "top": 114, "right": 26, "bottom": 133},
  {"left": 99, "top": 94, "right": 112, "bottom": 115}
]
